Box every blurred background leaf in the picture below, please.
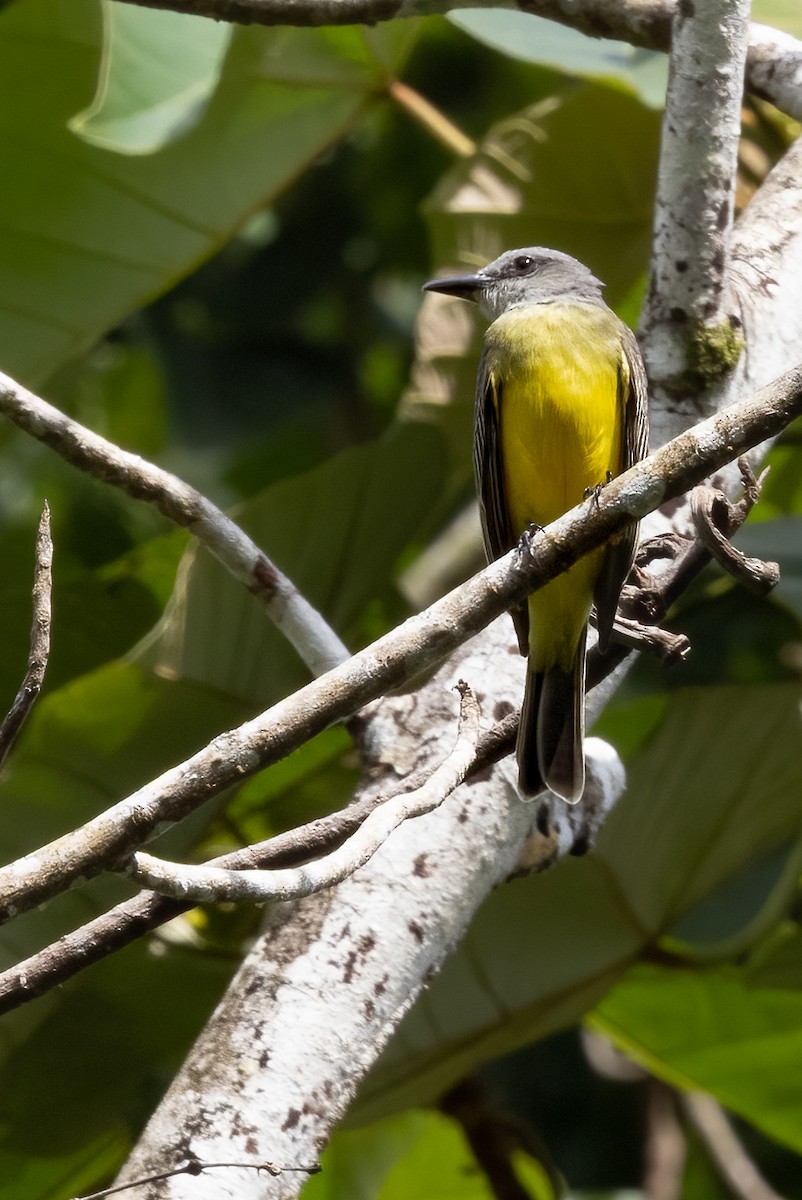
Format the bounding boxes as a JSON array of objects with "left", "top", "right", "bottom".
[{"left": 69, "top": 1, "right": 232, "bottom": 153}]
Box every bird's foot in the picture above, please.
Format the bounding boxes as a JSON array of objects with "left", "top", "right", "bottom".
[
  {"left": 584, "top": 471, "right": 614, "bottom": 509},
  {"left": 516, "top": 523, "right": 544, "bottom": 563}
]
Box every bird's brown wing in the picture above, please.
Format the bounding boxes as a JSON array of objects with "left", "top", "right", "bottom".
[
  {"left": 593, "top": 325, "right": 650, "bottom": 651},
  {"left": 474, "top": 351, "right": 529, "bottom": 655}
]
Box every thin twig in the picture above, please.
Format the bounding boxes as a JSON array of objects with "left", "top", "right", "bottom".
[
  {"left": 0, "top": 363, "right": 800, "bottom": 925},
  {"left": 644, "top": 1081, "right": 686, "bottom": 1200},
  {"left": 126, "top": 683, "right": 481, "bottom": 902},
  {"left": 691, "top": 487, "right": 780, "bottom": 593},
  {"left": 0, "top": 503, "right": 53, "bottom": 770},
  {"left": 682, "top": 1092, "right": 786, "bottom": 1200},
  {"left": 608, "top": 615, "right": 690, "bottom": 664},
  {"left": 73, "top": 1156, "right": 320, "bottom": 1200},
  {"left": 388, "top": 80, "right": 475, "bottom": 158},
  {"left": 0, "top": 373, "right": 348, "bottom": 677}
]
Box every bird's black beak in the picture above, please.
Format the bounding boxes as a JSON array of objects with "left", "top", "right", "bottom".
[{"left": 422, "top": 272, "right": 485, "bottom": 302}]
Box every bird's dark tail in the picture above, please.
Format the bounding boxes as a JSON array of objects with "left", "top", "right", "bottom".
[{"left": 516, "top": 632, "right": 586, "bottom": 804}]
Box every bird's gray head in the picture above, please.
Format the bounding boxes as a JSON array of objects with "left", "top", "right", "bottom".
[{"left": 423, "top": 247, "right": 605, "bottom": 322}]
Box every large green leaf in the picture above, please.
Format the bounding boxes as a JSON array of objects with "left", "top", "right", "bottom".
[
  {"left": 301, "top": 1109, "right": 556, "bottom": 1200},
  {"left": 145, "top": 421, "right": 446, "bottom": 704},
  {"left": 353, "top": 683, "right": 802, "bottom": 1121},
  {"left": 0, "top": 0, "right": 418, "bottom": 385},
  {"left": 0, "top": 660, "right": 252, "bottom": 1055},
  {"left": 70, "top": 2, "right": 231, "bottom": 154},
  {"left": 593, "top": 962, "right": 802, "bottom": 1155},
  {"left": 449, "top": 10, "right": 667, "bottom": 108},
  {"left": 450, "top": 0, "right": 802, "bottom": 103},
  {"left": 0, "top": 935, "right": 234, "bottom": 1199},
  {"left": 735, "top": 516, "right": 802, "bottom": 622}
]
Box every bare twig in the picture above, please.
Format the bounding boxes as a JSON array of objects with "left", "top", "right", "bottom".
[
  {"left": 126, "top": 683, "right": 482, "bottom": 903},
  {"left": 388, "top": 80, "right": 475, "bottom": 157},
  {"left": 73, "top": 1156, "right": 319, "bottom": 1200},
  {"left": 691, "top": 487, "right": 780, "bottom": 593},
  {"left": 0, "top": 706, "right": 522, "bottom": 1012},
  {"left": 0, "top": 363, "right": 800, "bottom": 925},
  {"left": 607, "top": 615, "right": 690, "bottom": 663},
  {"left": 682, "top": 1092, "right": 786, "bottom": 1200},
  {"left": 644, "top": 1082, "right": 686, "bottom": 1200},
  {"left": 0, "top": 503, "right": 53, "bottom": 770},
  {"left": 0, "top": 373, "right": 348, "bottom": 677}
]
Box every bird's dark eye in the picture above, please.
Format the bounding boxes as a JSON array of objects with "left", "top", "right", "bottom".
[{"left": 513, "top": 255, "right": 535, "bottom": 273}]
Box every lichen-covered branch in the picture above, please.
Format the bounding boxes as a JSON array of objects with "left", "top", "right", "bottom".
[{"left": 640, "top": 0, "right": 750, "bottom": 434}]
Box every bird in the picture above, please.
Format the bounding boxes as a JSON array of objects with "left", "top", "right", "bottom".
[{"left": 423, "top": 247, "right": 648, "bottom": 803}]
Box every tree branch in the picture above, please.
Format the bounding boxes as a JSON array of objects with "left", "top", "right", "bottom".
[
  {"left": 0, "top": 374, "right": 348, "bottom": 678},
  {"left": 0, "top": 503, "right": 53, "bottom": 771},
  {"left": 1, "top": 363, "right": 800, "bottom": 926},
  {"left": 641, "top": 0, "right": 750, "bottom": 417},
  {"left": 126, "top": 682, "right": 482, "bottom": 902},
  {"left": 115, "top": 0, "right": 671, "bottom": 41},
  {"left": 682, "top": 1092, "right": 785, "bottom": 1200}
]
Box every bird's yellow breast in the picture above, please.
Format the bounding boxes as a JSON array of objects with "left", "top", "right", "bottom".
[
  {"left": 484, "top": 302, "right": 625, "bottom": 532},
  {"left": 484, "top": 301, "right": 627, "bottom": 670}
]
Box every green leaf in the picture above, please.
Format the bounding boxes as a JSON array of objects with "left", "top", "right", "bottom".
[
  {"left": 145, "top": 421, "right": 447, "bottom": 705},
  {"left": 597, "top": 683, "right": 802, "bottom": 932},
  {"left": 0, "top": 1130, "right": 129, "bottom": 1200},
  {"left": 753, "top": 0, "right": 802, "bottom": 39},
  {"left": 0, "top": 937, "right": 233, "bottom": 1198},
  {"left": 0, "top": 0, "right": 417, "bottom": 385},
  {"left": 70, "top": 2, "right": 231, "bottom": 154},
  {"left": 0, "top": 661, "right": 252, "bottom": 1043},
  {"left": 734, "top": 517, "right": 802, "bottom": 622},
  {"left": 301, "top": 1110, "right": 557, "bottom": 1200},
  {"left": 449, "top": 10, "right": 667, "bottom": 108},
  {"left": 747, "top": 923, "right": 802, "bottom": 991},
  {"left": 592, "top": 963, "right": 802, "bottom": 1155}
]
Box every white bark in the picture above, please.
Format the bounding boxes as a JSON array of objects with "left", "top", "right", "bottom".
[{"left": 641, "top": 0, "right": 750, "bottom": 441}]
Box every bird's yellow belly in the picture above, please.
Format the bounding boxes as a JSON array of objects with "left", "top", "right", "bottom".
[{"left": 486, "top": 304, "right": 623, "bottom": 670}]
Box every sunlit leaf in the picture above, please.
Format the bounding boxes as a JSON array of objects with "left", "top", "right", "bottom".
[
  {"left": 450, "top": 10, "right": 667, "bottom": 108},
  {"left": 593, "top": 963, "right": 802, "bottom": 1154},
  {"left": 70, "top": 2, "right": 231, "bottom": 154},
  {"left": 144, "top": 421, "right": 446, "bottom": 705},
  {"left": 301, "top": 1109, "right": 557, "bottom": 1199}
]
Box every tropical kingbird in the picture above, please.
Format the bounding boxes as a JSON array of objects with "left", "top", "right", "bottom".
[{"left": 424, "top": 248, "right": 649, "bottom": 803}]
